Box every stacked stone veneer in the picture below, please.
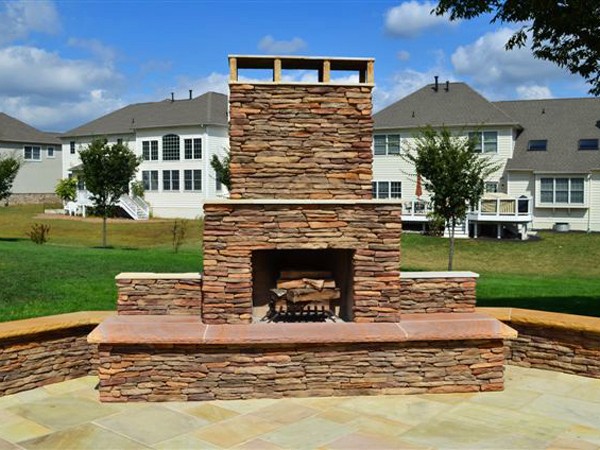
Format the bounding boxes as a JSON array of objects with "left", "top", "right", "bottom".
[
  {"left": 117, "top": 273, "right": 202, "bottom": 315},
  {"left": 481, "top": 308, "right": 600, "bottom": 379},
  {"left": 0, "top": 312, "right": 110, "bottom": 396},
  {"left": 229, "top": 84, "right": 373, "bottom": 199},
  {"left": 400, "top": 273, "right": 477, "bottom": 313},
  {"left": 97, "top": 340, "right": 505, "bottom": 402},
  {"left": 202, "top": 202, "right": 402, "bottom": 324}
]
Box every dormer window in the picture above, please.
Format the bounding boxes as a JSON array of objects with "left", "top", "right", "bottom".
[
  {"left": 578, "top": 139, "right": 599, "bottom": 150},
  {"left": 527, "top": 140, "right": 547, "bottom": 151}
]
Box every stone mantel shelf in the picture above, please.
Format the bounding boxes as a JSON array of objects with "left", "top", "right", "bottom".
[
  {"left": 204, "top": 199, "right": 405, "bottom": 206},
  {"left": 88, "top": 313, "right": 516, "bottom": 346}
]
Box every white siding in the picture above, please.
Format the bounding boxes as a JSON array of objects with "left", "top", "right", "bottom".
[
  {"left": 372, "top": 126, "right": 514, "bottom": 201},
  {"left": 1, "top": 142, "right": 62, "bottom": 194},
  {"left": 590, "top": 172, "right": 600, "bottom": 232},
  {"left": 507, "top": 171, "right": 533, "bottom": 197}
]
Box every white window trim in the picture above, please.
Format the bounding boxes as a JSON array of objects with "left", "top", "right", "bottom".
[
  {"left": 23, "top": 146, "right": 41, "bottom": 161},
  {"left": 536, "top": 175, "right": 587, "bottom": 208},
  {"left": 468, "top": 131, "right": 498, "bottom": 154},
  {"left": 46, "top": 147, "right": 56, "bottom": 158},
  {"left": 373, "top": 134, "right": 401, "bottom": 156},
  {"left": 372, "top": 180, "right": 402, "bottom": 199}
]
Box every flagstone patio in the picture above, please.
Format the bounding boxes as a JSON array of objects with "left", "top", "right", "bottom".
[{"left": 0, "top": 366, "right": 599, "bottom": 449}]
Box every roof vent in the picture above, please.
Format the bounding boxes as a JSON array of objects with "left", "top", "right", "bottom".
[
  {"left": 433, "top": 75, "right": 439, "bottom": 92},
  {"left": 445, "top": 80, "right": 449, "bottom": 92},
  {"left": 189, "top": 89, "right": 193, "bottom": 100},
  {"left": 171, "top": 92, "right": 174, "bottom": 102}
]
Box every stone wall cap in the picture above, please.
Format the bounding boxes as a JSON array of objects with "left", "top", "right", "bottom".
[
  {"left": 401, "top": 271, "right": 480, "bottom": 279},
  {"left": 230, "top": 81, "right": 375, "bottom": 88},
  {"left": 204, "top": 199, "right": 404, "bottom": 206},
  {"left": 0, "top": 311, "right": 115, "bottom": 340},
  {"left": 115, "top": 273, "right": 202, "bottom": 280},
  {"left": 88, "top": 312, "right": 514, "bottom": 345},
  {"left": 479, "top": 307, "right": 600, "bottom": 336}
]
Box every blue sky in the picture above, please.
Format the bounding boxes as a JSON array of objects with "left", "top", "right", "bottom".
[{"left": 0, "top": 0, "right": 589, "bottom": 131}]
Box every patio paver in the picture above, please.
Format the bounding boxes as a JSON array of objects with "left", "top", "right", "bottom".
[{"left": 0, "top": 366, "right": 599, "bottom": 449}]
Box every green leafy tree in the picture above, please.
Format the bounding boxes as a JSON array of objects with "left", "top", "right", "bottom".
[
  {"left": 210, "top": 154, "right": 231, "bottom": 190},
  {"left": 0, "top": 155, "right": 21, "bottom": 206},
  {"left": 55, "top": 177, "right": 78, "bottom": 203},
  {"left": 79, "top": 138, "right": 141, "bottom": 247},
  {"left": 403, "top": 127, "right": 499, "bottom": 270},
  {"left": 434, "top": 0, "right": 600, "bottom": 95}
]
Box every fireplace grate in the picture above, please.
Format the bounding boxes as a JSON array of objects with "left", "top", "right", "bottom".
[{"left": 262, "top": 305, "right": 339, "bottom": 323}]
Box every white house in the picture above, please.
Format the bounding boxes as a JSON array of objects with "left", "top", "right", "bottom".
[
  {"left": 61, "top": 91, "right": 229, "bottom": 219},
  {"left": 372, "top": 80, "right": 600, "bottom": 236},
  {"left": 0, "top": 113, "right": 62, "bottom": 205}
]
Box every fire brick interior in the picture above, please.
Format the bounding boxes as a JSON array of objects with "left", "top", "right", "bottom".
[{"left": 251, "top": 249, "right": 355, "bottom": 321}]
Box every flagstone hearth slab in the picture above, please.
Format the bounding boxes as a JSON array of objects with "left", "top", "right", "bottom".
[{"left": 88, "top": 312, "right": 516, "bottom": 346}]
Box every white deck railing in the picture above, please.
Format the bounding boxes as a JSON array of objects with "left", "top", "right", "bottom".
[{"left": 468, "top": 196, "right": 532, "bottom": 221}]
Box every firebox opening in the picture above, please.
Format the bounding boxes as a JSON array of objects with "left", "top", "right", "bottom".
[{"left": 251, "top": 249, "right": 354, "bottom": 323}]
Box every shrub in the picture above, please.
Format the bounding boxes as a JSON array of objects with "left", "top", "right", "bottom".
[
  {"left": 130, "top": 180, "right": 145, "bottom": 198},
  {"left": 171, "top": 219, "right": 188, "bottom": 253},
  {"left": 55, "top": 178, "right": 77, "bottom": 202},
  {"left": 426, "top": 212, "right": 446, "bottom": 237},
  {"left": 28, "top": 223, "right": 50, "bottom": 244}
]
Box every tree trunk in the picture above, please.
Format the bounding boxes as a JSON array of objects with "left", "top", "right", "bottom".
[
  {"left": 448, "top": 217, "right": 455, "bottom": 271},
  {"left": 102, "top": 214, "right": 107, "bottom": 248}
]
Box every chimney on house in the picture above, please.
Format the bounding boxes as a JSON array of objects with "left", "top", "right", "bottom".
[
  {"left": 433, "top": 75, "right": 439, "bottom": 92},
  {"left": 189, "top": 89, "right": 193, "bottom": 100}
]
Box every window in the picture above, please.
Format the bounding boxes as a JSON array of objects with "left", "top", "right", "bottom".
[
  {"left": 528, "top": 140, "right": 547, "bottom": 151},
  {"left": 184, "top": 138, "right": 202, "bottom": 159},
  {"left": 162, "top": 134, "right": 180, "bottom": 160},
  {"left": 373, "top": 134, "right": 400, "bottom": 156},
  {"left": 372, "top": 181, "right": 401, "bottom": 199},
  {"left": 579, "top": 139, "right": 599, "bottom": 150},
  {"left": 484, "top": 182, "right": 498, "bottom": 193},
  {"left": 70, "top": 141, "right": 75, "bottom": 154},
  {"left": 142, "top": 170, "right": 158, "bottom": 191},
  {"left": 216, "top": 177, "right": 222, "bottom": 191},
  {"left": 184, "top": 169, "right": 202, "bottom": 191},
  {"left": 540, "top": 177, "right": 585, "bottom": 204},
  {"left": 24, "top": 146, "right": 41, "bottom": 161},
  {"left": 142, "top": 140, "right": 158, "bottom": 161},
  {"left": 47, "top": 147, "right": 55, "bottom": 158},
  {"left": 163, "top": 170, "right": 180, "bottom": 191},
  {"left": 117, "top": 138, "right": 123, "bottom": 145},
  {"left": 468, "top": 131, "right": 498, "bottom": 153}
]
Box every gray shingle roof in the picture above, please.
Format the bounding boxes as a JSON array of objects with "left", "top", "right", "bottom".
[
  {"left": 62, "top": 91, "right": 228, "bottom": 138},
  {"left": 0, "top": 113, "right": 61, "bottom": 145},
  {"left": 374, "top": 82, "right": 518, "bottom": 130},
  {"left": 496, "top": 98, "right": 600, "bottom": 172}
]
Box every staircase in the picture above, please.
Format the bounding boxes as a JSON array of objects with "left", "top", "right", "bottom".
[
  {"left": 443, "top": 219, "right": 469, "bottom": 239},
  {"left": 119, "top": 195, "right": 150, "bottom": 220}
]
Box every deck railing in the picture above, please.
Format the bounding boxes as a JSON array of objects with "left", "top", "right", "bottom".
[{"left": 470, "top": 196, "right": 532, "bottom": 218}]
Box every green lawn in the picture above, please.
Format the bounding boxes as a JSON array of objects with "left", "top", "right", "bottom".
[{"left": 0, "top": 204, "right": 599, "bottom": 321}]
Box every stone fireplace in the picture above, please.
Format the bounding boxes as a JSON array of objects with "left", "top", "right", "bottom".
[
  {"left": 202, "top": 55, "right": 403, "bottom": 325},
  {"left": 89, "top": 55, "right": 516, "bottom": 402}
]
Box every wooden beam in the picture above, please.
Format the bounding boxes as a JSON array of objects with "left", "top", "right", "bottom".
[
  {"left": 367, "top": 60, "right": 374, "bottom": 84},
  {"left": 273, "top": 58, "right": 282, "bottom": 82},
  {"left": 322, "top": 60, "right": 331, "bottom": 83},
  {"left": 229, "top": 57, "right": 237, "bottom": 82}
]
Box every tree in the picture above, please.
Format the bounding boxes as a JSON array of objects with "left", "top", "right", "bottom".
[
  {"left": 79, "top": 138, "right": 141, "bottom": 247},
  {"left": 210, "top": 154, "right": 231, "bottom": 190},
  {"left": 403, "top": 127, "right": 498, "bottom": 270},
  {"left": 0, "top": 155, "right": 21, "bottom": 206},
  {"left": 55, "top": 177, "right": 78, "bottom": 203},
  {"left": 434, "top": 0, "right": 600, "bottom": 95}
]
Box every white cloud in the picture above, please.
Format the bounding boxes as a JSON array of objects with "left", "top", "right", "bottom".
[
  {"left": 516, "top": 84, "right": 553, "bottom": 100},
  {"left": 385, "top": 1, "right": 457, "bottom": 38},
  {"left": 0, "top": 46, "right": 122, "bottom": 100},
  {"left": 258, "top": 35, "right": 307, "bottom": 54},
  {"left": 174, "top": 72, "right": 229, "bottom": 98},
  {"left": 396, "top": 50, "right": 410, "bottom": 61},
  {"left": 374, "top": 67, "right": 453, "bottom": 112},
  {"left": 451, "top": 28, "right": 572, "bottom": 96},
  {"left": 0, "top": 0, "right": 60, "bottom": 44}
]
